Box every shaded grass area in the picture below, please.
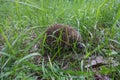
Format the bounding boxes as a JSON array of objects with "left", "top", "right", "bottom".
[{"left": 0, "top": 0, "right": 120, "bottom": 79}]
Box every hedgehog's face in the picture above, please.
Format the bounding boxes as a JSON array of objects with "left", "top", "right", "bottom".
[{"left": 77, "top": 42, "right": 83, "bottom": 49}]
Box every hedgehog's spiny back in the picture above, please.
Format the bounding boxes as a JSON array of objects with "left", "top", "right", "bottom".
[{"left": 45, "top": 24, "right": 82, "bottom": 49}]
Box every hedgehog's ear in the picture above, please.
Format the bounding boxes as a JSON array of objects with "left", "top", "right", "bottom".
[{"left": 77, "top": 42, "right": 83, "bottom": 49}]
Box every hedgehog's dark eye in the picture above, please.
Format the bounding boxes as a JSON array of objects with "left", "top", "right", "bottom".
[{"left": 77, "top": 42, "right": 83, "bottom": 49}]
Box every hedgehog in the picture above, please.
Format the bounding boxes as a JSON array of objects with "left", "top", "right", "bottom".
[{"left": 43, "top": 24, "right": 83, "bottom": 54}]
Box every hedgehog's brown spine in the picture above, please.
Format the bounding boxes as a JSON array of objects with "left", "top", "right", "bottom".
[{"left": 44, "top": 24, "right": 82, "bottom": 49}]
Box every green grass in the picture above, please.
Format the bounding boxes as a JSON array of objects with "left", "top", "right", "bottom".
[{"left": 0, "top": 0, "right": 120, "bottom": 80}]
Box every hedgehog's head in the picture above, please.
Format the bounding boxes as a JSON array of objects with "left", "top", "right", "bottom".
[
  {"left": 77, "top": 42, "right": 84, "bottom": 49},
  {"left": 75, "top": 33, "right": 83, "bottom": 49}
]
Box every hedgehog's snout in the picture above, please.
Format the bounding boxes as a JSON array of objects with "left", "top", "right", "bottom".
[{"left": 77, "top": 42, "right": 83, "bottom": 49}]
